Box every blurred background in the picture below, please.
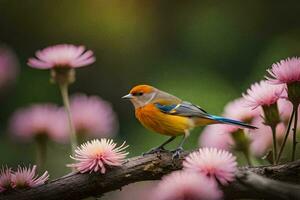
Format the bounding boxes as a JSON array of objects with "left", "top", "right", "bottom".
[{"left": 1, "top": 0, "right": 300, "bottom": 199}]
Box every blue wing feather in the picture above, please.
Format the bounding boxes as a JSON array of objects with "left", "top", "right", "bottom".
[
  {"left": 154, "top": 101, "right": 208, "bottom": 116},
  {"left": 154, "top": 102, "right": 257, "bottom": 129},
  {"left": 210, "top": 115, "right": 257, "bottom": 129},
  {"left": 154, "top": 103, "right": 178, "bottom": 112}
]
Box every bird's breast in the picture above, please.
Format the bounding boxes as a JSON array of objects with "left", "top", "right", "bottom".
[{"left": 135, "top": 104, "right": 192, "bottom": 136}]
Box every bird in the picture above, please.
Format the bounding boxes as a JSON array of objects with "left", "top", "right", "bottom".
[{"left": 122, "top": 84, "right": 257, "bottom": 158}]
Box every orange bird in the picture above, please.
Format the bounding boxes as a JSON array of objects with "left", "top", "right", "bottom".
[{"left": 122, "top": 84, "right": 256, "bottom": 158}]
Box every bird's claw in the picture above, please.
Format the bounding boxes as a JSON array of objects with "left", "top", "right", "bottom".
[
  {"left": 142, "top": 147, "right": 167, "bottom": 156},
  {"left": 172, "top": 147, "right": 184, "bottom": 159}
]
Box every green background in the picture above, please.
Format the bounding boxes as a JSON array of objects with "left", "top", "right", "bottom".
[{"left": 0, "top": 0, "right": 300, "bottom": 198}]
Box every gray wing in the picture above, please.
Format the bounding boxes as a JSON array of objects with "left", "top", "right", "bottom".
[
  {"left": 155, "top": 101, "right": 210, "bottom": 118},
  {"left": 155, "top": 101, "right": 257, "bottom": 129}
]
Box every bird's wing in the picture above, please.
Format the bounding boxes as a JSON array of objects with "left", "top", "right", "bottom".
[
  {"left": 154, "top": 101, "right": 257, "bottom": 129},
  {"left": 154, "top": 101, "right": 210, "bottom": 118}
]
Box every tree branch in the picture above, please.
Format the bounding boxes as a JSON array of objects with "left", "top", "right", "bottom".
[
  {"left": 223, "top": 171, "right": 300, "bottom": 199},
  {"left": 1, "top": 151, "right": 300, "bottom": 200}
]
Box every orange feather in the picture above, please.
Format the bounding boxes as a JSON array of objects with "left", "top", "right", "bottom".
[
  {"left": 135, "top": 103, "right": 191, "bottom": 136},
  {"left": 130, "top": 85, "right": 154, "bottom": 95}
]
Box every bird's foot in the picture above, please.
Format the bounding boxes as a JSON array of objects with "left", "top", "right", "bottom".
[
  {"left": 171, "top": 147, "right": 184, "bottom": 159},
  {"left": 142, "top": 146, "right": 168, "bottom": 156}
]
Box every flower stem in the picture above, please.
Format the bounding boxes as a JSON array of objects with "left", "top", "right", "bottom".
[
  {"left": 36, "top": 135, "right": 47, "bottom": 170},
  {"left": 243, "top": 149, "right": 252, "bottom": 166},
  {"left": 292, "top": 105, "right": 299, "bottom": 161},
  {"left": 59, "top": 83, "right": 77, "bottom": 156},
  {"left": 277, "top": 109, "right": 295, "bottom": 163},
  {"left": 270, "top": 125, "right": 277, "bottom": 164}
]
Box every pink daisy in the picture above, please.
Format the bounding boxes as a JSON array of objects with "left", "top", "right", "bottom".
[
  {"left": 223, "top": 98, "right": 261, "bottom": 121},
  {"left": 27, "top": 44, "right": 95, "bottom": 69},
  {"left": 249, "top": 117, "right": 287, "bottom": 157},
  {"left": 266, "top": 57, "right": 300, "bottom": 84},
  {"left": 0, "top": 45, "right": 19, "bottom": 89},
  {"left": 11, "top": 165, "right": 49, "bottom": 189},
  {"left": 0, "top": 166, "right": 12, "bottom": 192},
  {"left": 199, "top": 125, "right": 234, "bottom": 151},
  {"left": 113, "top": 182, "right": 156, "bottom": 200},
  {"left": 155, "top": 171, "right": 222, "bottom": 200},
  {"left": 70, "top": 93, "right": 118, "bottom": 138},
  {"left": 277, "top": 98, "right": 300, "bottom": 123},
  {"left": 183, "top": 148, "right": 237, "bottom": 185},
  {"left": 243, "top": 80, "right": 285, "bottom": 109},
  {"left": 9, "top": 104, "right": 69, "bottom": 143},
  {"left": 278, "top": 98, "right": 293, "bottom": 122},
  {"left": 68, "top": 139, "right": 129, "bottom": 174}
]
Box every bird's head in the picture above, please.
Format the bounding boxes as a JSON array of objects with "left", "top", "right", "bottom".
[{"left": 122, "top": 85, "right": 158, "bottom": 108}]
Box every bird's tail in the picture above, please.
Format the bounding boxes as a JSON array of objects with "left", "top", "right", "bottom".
[{"left": 209, "top": 115, "right": 257, "bottom": 129}]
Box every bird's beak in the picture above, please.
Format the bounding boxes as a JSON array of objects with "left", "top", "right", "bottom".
[{"left": 122, "top": 94, "right": 133, "bottom": 99}]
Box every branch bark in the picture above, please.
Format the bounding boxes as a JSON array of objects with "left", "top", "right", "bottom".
[{"left": 1, "top": 151, "right": 300, "bottom": 200}]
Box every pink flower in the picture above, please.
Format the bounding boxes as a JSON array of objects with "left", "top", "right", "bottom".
[
  {"left": 249, "top": 117, "right": 287, "bottom": 157},
  {"left": 183, "top": 148, "right": 237, "bottom": 185},
  {"left": 70, "top": 94, "right": 118, "bottom": 137},
  {"left": 266, "top": 57, "right": 300, "bottom": 84},
  {"left": 199, "top": 125, "right": 234, "bottom": 151},
  {"left": 277, "top": 98, "right": 298, "bottom": 121},
  {"left": 113, "top": 182, "right": 156, "bottom": 200},
  {"left": 0, "top": 167, "right": 12, "bottom": 192},
  {"left": 243, "top": 80, "right": 285, "bottom": 109},
  {"left": 278, "top": 98, "right": 293, "bottom": 121},
  {"left": 68, "top": 139, "right": 128, "bottom": 173},
  {"left": 9, "top": 104, "right": 68, "bottom": 143},
  {"left": 0, "top": 45, "right": 19, "bottom": 89},
  {"left": 155, "top": 171, "right": 222, "bottom": 200},
  {"left": 223, "top": 98, "right": 261, "bottom": 121},
  {"left": 223, "top": 124, "right": 241, "bottom": 134},
  {"left": 28, "top": 44, "right": 95, "bottom": 69},
  {"left": 11, "top": 165, "right": 49, "bottom": 189}
]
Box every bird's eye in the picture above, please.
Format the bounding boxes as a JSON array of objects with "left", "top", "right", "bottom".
[{"left": 132, "top": 92, "right": 143, "bottom": 96}]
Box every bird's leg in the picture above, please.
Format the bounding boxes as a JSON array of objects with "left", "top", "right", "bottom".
[
  {"left": 143, "top": 136, "right": 176, "bottom": 155},
  {"left": 171, "top": 136, "right": 186, "bottom": 159},
  {"left": 172, "top": 130, "right": 189, "bottom": 159}
]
